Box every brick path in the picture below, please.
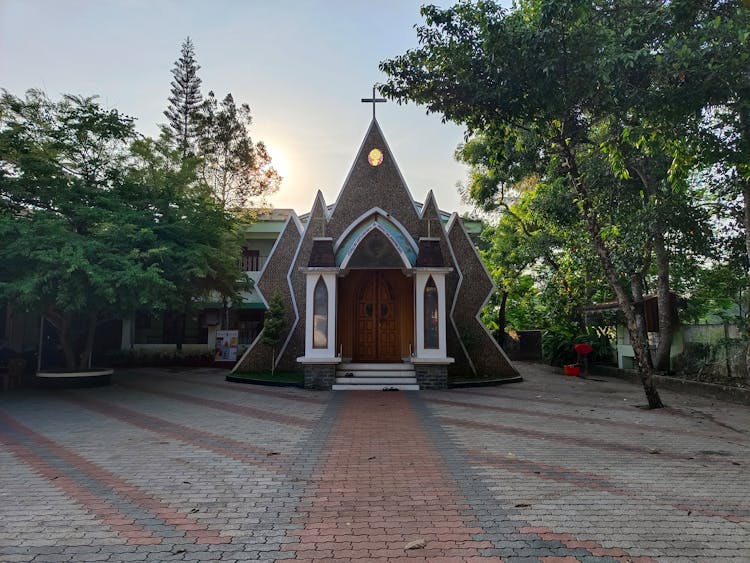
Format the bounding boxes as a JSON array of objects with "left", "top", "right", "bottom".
[{"left": 0, "top": 364, "right": 748, "bottom": 562}]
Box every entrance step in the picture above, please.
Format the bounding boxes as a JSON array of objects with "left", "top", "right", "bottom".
[
  {"left": 334, "top": 377, "right": 418, "bottom": 385},
  {"left": 338, "top": 362, "right": 413, "bottom": 370},
  {"left": 333, "top": 362, "right": 419, "bottom": 391},
  {"left": 332, "top": 384, "right": 420, "bottom": 391},
  {"left": 336, "top": 370, "right": 416, "bottom": 378}
]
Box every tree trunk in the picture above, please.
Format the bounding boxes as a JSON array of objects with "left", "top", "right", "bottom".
[
  {"left": 222, "top": 297, "right": 229, "bottom": 330},
  {"left": 652, "top": 230, "right": 674, "bottom": 372},
  {"left": 736, "top": 100, "right": 750, "bottom": 383},
  {"left": 56, "top": 313, "right": 78, "bottom": 372},
  {"left": 636, "top": 166, "right": 675, "bottom": 373},
  {"left": 497, "top": 290, "right": 508, "bottom": 349},
  {"left": 744, "top": 175, "right": 750, "bottom": 383},
  {"left": 559, "top": 135, "right": 664, "bottom": 407},
  {"left": 630, "top": 274, "right": 652, "bottom": 370},
  {"left": 176, "top": 312, "right": 185, "bottom": 352},
  {"left": 80, "top": 312, "right": 97, "bottom": 370}
]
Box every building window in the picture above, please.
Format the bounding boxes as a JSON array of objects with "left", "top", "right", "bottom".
[
  {"left": 313, "top": 277, "right": 328, "bottom": 348},
  {"left": 240, "top": 248, "right": 260, "bottom": 272},
  {"left": 424, "top": 276, "right": 439, "bottom": 349}
]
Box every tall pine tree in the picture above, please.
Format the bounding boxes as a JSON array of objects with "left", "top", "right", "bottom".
[{"left": 164, "top": 37, "right": 202, "bottom": 157}]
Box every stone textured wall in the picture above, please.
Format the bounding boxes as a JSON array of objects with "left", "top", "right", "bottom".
[
  {"left": 326, "top": 121, "right": 422, "bottom": 239},
  {"left": 415, "top": 364, "right": 448, "bottom": 390},
  {"left": 235, "top": 216, "right": 301, "bottom": 373},
  {"left": 303, "top": 364, "right": 336, "bottom": 390},
  {"left": 288, "top": 193, "right": 328, "bottom": 368},
  {"left": 236, "top": 340, "right": 274, "bottom": 373},
  {"left": 238, "top": 120, "right": 515, "bottom": 381},
  {"left": 417, "top": 195, "right": 471, "bottom": 378},
  {"left": 448, "top": 217, "right": 519, "bottom": 379}
]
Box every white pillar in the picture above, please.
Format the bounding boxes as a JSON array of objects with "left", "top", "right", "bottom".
[
  {"left": 414, "top": 270, "right": 449, "bottom": 360},
  {"left": 303, "top": 271, "right": 337, "bottom": 359}
]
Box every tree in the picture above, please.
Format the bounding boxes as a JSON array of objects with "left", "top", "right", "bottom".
[
  {"left": 125, "top": 137, "right": 249, "bottom": 332},
  {"left": 261, "top": 292, "right": 287, "bottom": 375},
  {"left": 380, "top": 0, "right": 737, "bottom": 407},
  {"left": 457, "top": 134, "right": 598, "bottom": 334},
  {"left": 195, "top": 91, "right": 281, "bottom": 210},
  {"left": 164, "top": 37, "right": 203, "bottom": 157},
  {"left": 667, "top": 3, "right": 750, "bottom": 380},
  {"left": 0, "top": 90, "right": 245, "bottom": 371}
]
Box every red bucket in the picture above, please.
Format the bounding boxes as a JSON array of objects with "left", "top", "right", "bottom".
[{"left": 563, "top": 364, "right": 580, "bottom": 376}]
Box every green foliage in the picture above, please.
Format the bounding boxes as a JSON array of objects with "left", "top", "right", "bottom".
[
  {"left": 163, "top": 39, "right": 280, "bottom": 211},
  {"left": 0, "top": 90, "right": 245, "bottom": 370},
  {"left": 381, "top": 0, "right": 750, "bottom": 402},
  {"left": 195, "top": 92, "right": 281, "bottom": 210},
  {"left": 262, "top": 293, "right": 287, "bottom": 348},
  {"left": 541, "top": 329, "right": 578, "bottom": 366},
  {"left": 164, "top": 37, "right": 203, "bottom": 157},
  {"left": 261, "top": 292, "right": 287, "bottom": 375},
  {"left": 106, "top": 348, "right": 215, "bottom": 367},
  {"left": 542, "top": 328, "right": 614, "bottom": 367}
]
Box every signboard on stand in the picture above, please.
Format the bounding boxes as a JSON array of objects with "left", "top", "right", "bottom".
[{"left": 214, "top": 330, "right": 239, "bottom": 362}]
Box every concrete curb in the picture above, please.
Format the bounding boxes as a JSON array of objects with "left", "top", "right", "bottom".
[
  {"left": 449, "top": 375, "right": 524, "bottom": 388},
  {"left": 225, "top": 374, "right": 304, "bottom": 388},
  {"left": 592, "top": 364, "right": 750, "bottom": 406}
]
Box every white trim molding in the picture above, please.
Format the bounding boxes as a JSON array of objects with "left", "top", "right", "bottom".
[
  {"left": 413, "top": 270, "right": 452, "bottom": 362},
  {"left": 303, "top": 272, "right": 337, "bottom": 359}
]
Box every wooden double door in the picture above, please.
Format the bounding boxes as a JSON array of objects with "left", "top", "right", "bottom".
[{"left": 338, "top": 270, "right": 413, "bottom": 362}]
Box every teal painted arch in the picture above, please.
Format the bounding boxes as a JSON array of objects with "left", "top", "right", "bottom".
[{"left": 334, "top": 211, "right": 417, "bottom": 269}]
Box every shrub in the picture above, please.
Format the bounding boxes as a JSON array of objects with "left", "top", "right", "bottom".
[
  {"left": 106, "top": 348, "right": 215, "bottom": 367},
  {"left": 542, "top": 328, "right": 614, "bottom": 366}
]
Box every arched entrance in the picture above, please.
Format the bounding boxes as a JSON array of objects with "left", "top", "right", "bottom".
[{"left": 338, "top": 270, "right": 413, "bottom": 362}]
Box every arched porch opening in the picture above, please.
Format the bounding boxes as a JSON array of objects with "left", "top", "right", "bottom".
[{"left": 337, "top": 270, "right": 413, "bottom": 362}]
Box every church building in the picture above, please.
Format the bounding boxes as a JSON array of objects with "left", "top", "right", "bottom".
[{"left": 235, "top": 115, "right": 517, "bottom": 390}]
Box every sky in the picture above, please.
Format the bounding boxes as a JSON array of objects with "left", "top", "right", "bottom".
[{"left": 0, "top": 0, "right": 503, "bottom": 215}]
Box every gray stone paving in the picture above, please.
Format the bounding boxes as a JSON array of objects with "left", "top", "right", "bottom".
[{"left": 0, "top": 364, "right": 748, "bottom": 562}]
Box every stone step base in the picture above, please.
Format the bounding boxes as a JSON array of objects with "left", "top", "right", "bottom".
[{"left": 334, "top": 362, "right": 418, "bottom": 389}]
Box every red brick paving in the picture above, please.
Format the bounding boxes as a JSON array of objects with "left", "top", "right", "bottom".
[
  {"left": 282, "top": 392, "right": 503, "bottom": 561},
  {"left": 0, "top": 426, "right": 162, "bottom": 545},
  {"left": 470, "top": 450, "right": 748, "bottom": 523},
  {"left": 428, "top": 397, "right": 717, "bottom": 439},
  {"left": 0, "top": 412, "right": 230, "bottom": 545},
  {"left": 521, "top": 527, "right": 657, "bottom": 563},
  {"left": 441, "top": 415, "right": 728, "bottom": 463},
  {"left": 119, "top": 380, "right": 311, "bottom": 427},
  {"left": 64, "top": 393, "right": 287, "bottom": 469}
]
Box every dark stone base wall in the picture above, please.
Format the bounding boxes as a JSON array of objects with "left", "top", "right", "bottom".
[
  {"left": 303, "top": 364, "right": 336, "bottom": 390},
  {"left": 415, "top": 365, "right": 448, "bottom": 390}
]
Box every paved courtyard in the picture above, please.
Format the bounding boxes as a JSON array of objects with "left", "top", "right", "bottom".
[{"left": 0, "top": 363, "right": 748, "bottom": 562}]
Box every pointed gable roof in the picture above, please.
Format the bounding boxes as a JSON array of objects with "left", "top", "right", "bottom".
[{"left": 327, "top": 119, "right": 421, "bottom": 239}]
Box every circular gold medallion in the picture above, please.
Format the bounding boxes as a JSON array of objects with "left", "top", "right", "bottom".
[{"left": 368, "top": 148, "right": 383, "bottom": 166}]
